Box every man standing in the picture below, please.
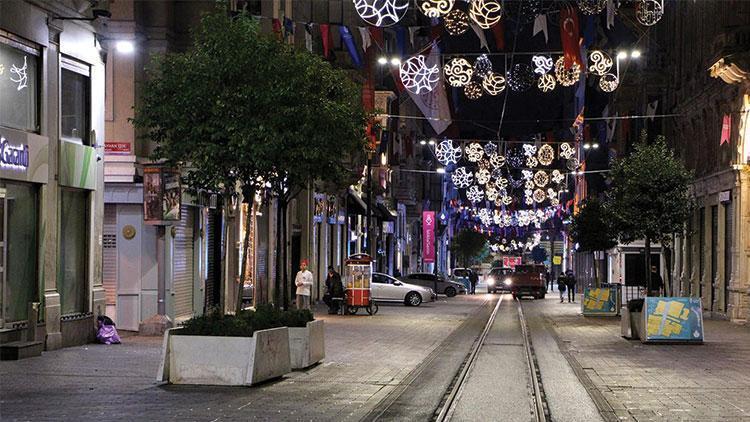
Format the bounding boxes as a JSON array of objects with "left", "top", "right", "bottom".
[
  {"left": 469, "top": 270, "right": 478, "bottom": 295},
  {"left": 295, "top": 260, "right": 313, "bottom": 310},
  {"left": 649, "top": 266, "right": 664, "bottom": 297},
  {"left": 565, "top": 270, "right": 577, "bottom": 303},
  {"left": 323, "top": 266, "right": 343, "bottom": 314}
]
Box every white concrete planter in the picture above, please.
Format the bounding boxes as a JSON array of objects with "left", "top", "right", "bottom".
[
  {"left": 288, "top": 320, "right": 325, "bottom": 369},
  {"left": 157, "top": 326, "right": 291, "bottom": 386}
]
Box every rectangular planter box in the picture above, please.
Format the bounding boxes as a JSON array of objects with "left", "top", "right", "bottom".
[
  {"left": 157, "top": 326, "right": 291, "bottom": 386},
  {"left": 641, "top": 297, "right": 703, "bottom": 344},
  {"left": 288, "top": 320, "right": 325, "bottom": 369},
  {"left": 582, "top": 287, "right": 620, "bottom": 316},
  {"left": 620, "top": 307, "right": 643, "bottom": 339}
]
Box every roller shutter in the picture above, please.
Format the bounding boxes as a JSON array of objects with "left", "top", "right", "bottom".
[{"left": 173, "top": 206, "right": 195, "bottom": 319}]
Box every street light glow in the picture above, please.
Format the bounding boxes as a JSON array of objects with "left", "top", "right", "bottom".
[
  {"left": 631, "top": 50, "right": 641, "bottom": 59},
  {"left": 583, "top": 143, "right": 591, "bottom": 150},
  {"left": 390, "top": 57, "right": 401, "bottom": 66},
  {"left": 428, "top": 139, "right": 436, "bottom": 145},
  {"left": 617, "top": 51, "right": 627, "bottom": 60},
  {"left": 116, "top": 40, "right": 135, "bottom": 53},
  {"left": 436, "top": 167, "right": 446, "bottom": 174},
  {"left": 377, "top": 56, "right": 388, "bottom": 65},
  {"left": 420, "top": 139, "right": 427, "bottom": 145},
  {"left": 592, "top": 143, "right": 600, "bottom": 149}
]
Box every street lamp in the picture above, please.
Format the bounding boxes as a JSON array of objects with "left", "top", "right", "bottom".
[
  {"left": 116, "top": 40, "right": 135, "bottom": 53},
  {"left": 377, "top": 56, "right": 388, "bottom": 65}
]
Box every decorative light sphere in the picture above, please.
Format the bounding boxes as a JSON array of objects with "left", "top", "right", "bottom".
[
  {"left": 636, "top": 0, "right": 663, "bottom": 26},
  {"left": 499, "top": 195, "right": 513, "bottom": 206},
  {"left": 526, "top": 156, "right": 539, "bottom": 168},
  {"left": 485, "top": 186, "right": 499, "bottom": 201},
  {"left": 525, "top": 180, "right": 535, "bottom": 190},
  {"left": 588, "top": 50, "right": 613, "bottom": 76},
  {"left": 566, "top": 157, "right": 580, "bottom": 171},
  {"left": 554, "top": 57, "right": 581, "bottom": 87},
  {"left": 507, "top": 63, "right": 535, "bottom": 92},
  {"left": 464, "top": 80, "right": 484, "bottom": 99},
  {"left": 495, "top": 176, "right": 509, "bottom": 189},
  {"left": 538, "top": 73, "right": 556, "bottom": 92},
  {"left": 484, "top": 142, "right": 498, "bottom": 156},
  {"left": 506, "top": 148, "right": 525, "bottom": 168},
  {"left": 517, "top": 0, "right": 542, "bottom": 24},
  {"left": 353, "top": 0, "right": 409, "bottom": 27},
  {"left": 489, "top": 153, "right": 506, "bottom": 168},
  {"left": 533, "top": 171, "right": 549, "bottom": 187},
  {"left": 551, "top": 169, "right": 565, "bottom": 184},
  {"left": 577, "top": 0, "right": 607, "bottom": 15},
  {"left": 467, "top": 185, "right": 485, "bottom": 203},
  {"left": 559, "top": 142, "right": 575, "bottom": 159},
  {"left": 418, "top": 0, "right": 455, "bottom": 17},
  {"left": 522, "top": 144, "right": 537, "bottom": 157},
  {"left": 475, "top": 168, "right": 491, "bottom": 185},
  {"left": 400, "top": 55, "right": 440, "bottom": 94},
  {"left": 537, "top": 144, "right": 555, "bottom": 166},
  {"left": 465, "top": 142, "right": 485, "bottom": 162},
  {"left": 473, "top": 54, "right": 493, "bottom": 78},
  {"left": 533, "top": 189, "right": 547, "bottom": 203},
  {"left": 532, "top": 55, "right": 554, "bottom": 75},
  {"left": 452, "top": 166, "right": 474, "bottom": 188},
  {"left": 482, "top": 72, "right": 506, "bottom": 96},
  {"left": 435, "top": 139, "right": 462, "bottom": 164},
  {"left": 599, "top": 73, "right": 620, "bottom": 92},
  {"left": 443, "top": 58, "right": 474, "bottom": 87},
  {"left": 468, "top": 0, "right": 503, "bottom": 29},
  {"left": 444, "top": 9, "right": 470, "bottom": 35}
]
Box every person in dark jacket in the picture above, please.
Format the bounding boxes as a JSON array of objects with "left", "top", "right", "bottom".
[
  {"left": 649, "top": 266, "right": 664, "bottom": 297},
  {"left": 565, "top": 270, "right": 577, "bottom": 303},
  {"left": 323, "top": 266, "right": 344, "bottom": 314},
  {"left": 469, "top": 271, "right": 479, "bottom": 295},
  {"left": 557, "top": 273, "right": 567, "bottom": 303}
]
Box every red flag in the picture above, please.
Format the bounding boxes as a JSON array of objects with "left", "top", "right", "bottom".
[
  {"left": 272, "top": 18, "right": 282, "bottom": 40},
  {"left": 320, "top": 24, "right": 331, "bottom": 58},
  {"left": 368, "top": 27, "right": 384, "bottom": 47},
  {"left": 573, "top": 107, "right": 585, "bottom": 129},
  {"left": 491, "top": 22, "right": 505, "bottom": 50},
  {"left": 559, "top": 5, "right": 583, "bottom": 68},
  {"left": 721, "top": 114, "right": 731, "bottom": 145}
]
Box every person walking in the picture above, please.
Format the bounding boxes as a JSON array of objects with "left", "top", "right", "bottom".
[
  {"left": 557, "top": 273, "right": 567, "bottom": 303},
  {"left": 323, "top": 266, "right": 343, "bottom": 314},
  {"left": 545, "top": 269, "right": 552, "bottom": 292},
  {"left": 565, "top": 270, "right": 577, "bottom": 303},
  {"left": 295, "top": 259, "right": 313, "bottom": 310},
  {"left": 469, "top": 270, "right": 478, "bottom": 295},
  {"left": 649, "top": 266, "right": 664, "bottom": 297}
]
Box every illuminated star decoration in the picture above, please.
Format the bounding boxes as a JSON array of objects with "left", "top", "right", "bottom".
[
  {"left": 10, "top": 56, "right": 28, "bottom": 91},
  {"left": 400, "top": 55, "right": 440, "bottom": 94},
  {"left": 465, "top": 142, "right": 485, "bottom": 162},
  {"left": 443, "top": 58, "right": 474, "bottom": 87},
  {"left": 636, "top": 0, "right": 664, "bottom": 26},
  {"left": 353, "top": 0, "right": 410, "bottom": 27},
  {"left": 554, "top": 56, "right": 581, "bottom": 87},
  {"left": 452, "top": 166, "right": 474, "bottom": 188},
  {"left": 419, "top": 0, "right": 455, "bottom": 18},
  {"left": 435, "top": 139, "right": 462, "bottom": 164},
  {"left": 444, "top": 9, "right": 470, "bottom": 35},
  {"left": 468, "top": 0, "right": 504, "bottom": 29},
  {"left": 482, "top": 72, "right": 506, "bottom": 96},
  {"left": 588, "top": 50, "right": 613, "bottom": 76}
]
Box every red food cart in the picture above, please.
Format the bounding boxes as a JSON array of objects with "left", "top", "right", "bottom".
[{"left": 344, "top": 253, "right": 378, "bottom": 315}]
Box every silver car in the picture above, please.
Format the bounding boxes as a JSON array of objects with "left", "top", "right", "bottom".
[
  {"left": 401, "top": 273, "right": 467, "bottom": 297},
  {"left": 372, "top": 272, "right": 436, "bottom": 306}
]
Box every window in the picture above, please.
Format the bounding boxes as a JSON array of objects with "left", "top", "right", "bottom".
[
  {"left": 59, "top": 189, "right": 89, "bottom": 315},
  {"left": 60, "top": 58, "right": 90, "bottom": 144},
  {"left": 0, "top": 34, "right": 38, "bottom": 132}
]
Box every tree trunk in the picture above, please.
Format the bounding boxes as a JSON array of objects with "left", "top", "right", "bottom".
[
  {"left": 664, "top": 242, "right": 673, "bottom": 297},
  {"left": 281, "top": 199, "right": 290, "bottom": 311},
  {"left": 645, "top": 236, "right": 652, "bottom": 295},
  {"left": 235, "top": 188, "right": 255, "bottom": 315},
  {"left": 274, "top": 198, "right": 283, "bottom": 309},
  {"left": 592, "top": 251, "right": 599, "bottom": 288}
]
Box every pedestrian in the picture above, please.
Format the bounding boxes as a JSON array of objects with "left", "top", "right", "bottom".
[
  {"left": 649, "top": 266, "right": 664, "bottom": 297},
  {"left": 557, "top": 274, "right": 567, "bottom": 303},
  {"left": 565, "top": 270, "right": 577, "bottom": 303},
  {"left": 295, "top": 259, "right": 313, "bottom": 310},
  {"left": 545, "top": 269, "right": 552, "bottom": 292},
  {"left": 393, "top": 268, "right": 402, "bottom": 278},
  {"left": 323, "top": 266, "right": 343, "bottom": 314},
  {"left": 469, "top": 270, "right": 478, "bottom": 295}
]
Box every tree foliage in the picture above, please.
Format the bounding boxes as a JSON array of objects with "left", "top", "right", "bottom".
[
  {"left": 451, "top": 230, "right": 489, "bottom": 268},
  {"left": 569, "top": 197, "right": 617, "bottom": 252},
  {"left": 530, "top": 245, "right": 548, "bottom": 264}
]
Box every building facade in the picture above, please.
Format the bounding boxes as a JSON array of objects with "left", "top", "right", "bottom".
[{"left": 0, "top": 0, "right": 105, "bottom": 350}]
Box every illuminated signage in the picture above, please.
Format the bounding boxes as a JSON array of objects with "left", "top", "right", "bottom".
[{"left": 0, "top": 136, "right": 29, "bottom": 171}]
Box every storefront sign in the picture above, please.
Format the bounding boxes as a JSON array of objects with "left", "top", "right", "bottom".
[
  {"left": 503, "top": 256, "right": 522, "bottom": 268},
  {"left": 552, "top": 255, "right": 562, "bottom": 265},
  {"left": 719, "top": 190, "right": 731, "bottom": 203},
  {"left": 143, "top": 164, "right": 181, "bottom": 224},
  {"left": 104, "top": 142, "right": 131, "bottom": 155},
  {"left": 313, "top": 194, "right": 325, "bottom": 223},
  {"left": 0, "top": 137, "right": 29, "bottom": 170},
  {"left": 422, "top": 211, "right": 435, "bottom": 263},
  {"left": 327, "top": 196, "right": 338, "bottom": 224}
]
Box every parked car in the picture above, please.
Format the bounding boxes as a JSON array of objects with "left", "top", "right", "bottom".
[
  {"left": 506, "top": 264, "right": 547, "bottom": 299},
  {"left": 486, "top": 267, "right": 513, "bottom": 294},
  {"left": 372, "top": 272, "right": 436, "bottom": 306},
  {"left": 401, "top": 273, "right": 467, "bottom": 297},
  {"left": 242, "top": 282, "right": 254, "bottom": 309},
  {"left": 450, "top": 268, "right": 475, "bottom": 292}
]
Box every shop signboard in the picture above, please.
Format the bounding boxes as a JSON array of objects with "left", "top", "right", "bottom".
[
  {"left": 502, "top": 256, "right": 522, "bottom": 268},
  {"left": 104, "top": 142, "right": 131, "bottom": 155},
  {"left": 143, "top": 164, "right": 181, "bottom": 225},
  {"left": 327, "top": 195, "right": 338, "bottom": 224},
  {"left": 643, "top": 297, "right": 704, "bottom": 343},
  {"left": 0, "top": 131, "right": 47, "bottom": 184},
  {"left": 422, "top": 211, "right": 435, "bottom": 263},
  {"left": 313, "top": 194, "right": 325, "bottom": 223}
]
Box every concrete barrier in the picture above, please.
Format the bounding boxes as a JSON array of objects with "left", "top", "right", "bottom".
[{"left": 288, "top": 320, "right": 325, "bottom": 369}]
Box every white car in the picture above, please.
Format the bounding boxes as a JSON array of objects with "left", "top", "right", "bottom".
[{"left": 372, "top": 272, "right": 437, "bottom": 306}]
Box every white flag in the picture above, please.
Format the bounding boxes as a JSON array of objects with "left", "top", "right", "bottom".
[
  {"left": 646, "top": 100, "right": 658, "bottom": 121},
  {"left": 358, "top": 27, "right": 371, "bottom": 53},
  {"left": 607, "top": 113, "right": 618, "bottom": 143},
  {"left": 533, "top": 14, "right": 548, "bottom": 43},
  {"left": 470, "top": 23, "right": 490, "bottom": 52},
  {"left": 606, "top": 0, "right": 616, "bottom": 29},
  {"left": 408, "top": 26, "right": 419, "bottom": 47},
  {"left": 406, "top": 42, "right": 452, "bottom": 135}
]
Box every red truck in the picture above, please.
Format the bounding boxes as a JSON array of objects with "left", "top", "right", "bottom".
[{"left": 507, "top": 264, "right": 547, "bottom": 300}]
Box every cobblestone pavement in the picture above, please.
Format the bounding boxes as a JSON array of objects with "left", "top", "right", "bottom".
[
  {"left": 0, "top": 295, "right": 487, "bottom": 421},
  {"left": 524, "top": 295, "right": 750, "bottom": 422}
]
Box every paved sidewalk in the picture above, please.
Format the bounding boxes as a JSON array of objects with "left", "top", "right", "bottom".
[
  {"left": 0, "top": 296, "right": 487, "bottom": 421},
  {"left": 526, "top": 296, "right": 750, "bottom": 422}
]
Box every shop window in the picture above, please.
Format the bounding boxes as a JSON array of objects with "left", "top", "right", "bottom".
[
  {"left": 59, "top": 189, "right": 89, "bottom": 315},
  {"left": 0, "top": 34, "right": 39, "bottom": 132},
  {"left": 0, "top": 182, "right": 39, "bottom": 324},
  {"left": 60, "top": 58, "right": 90, "bottom": 144}
]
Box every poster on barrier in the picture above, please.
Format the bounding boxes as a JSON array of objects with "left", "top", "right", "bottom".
[
  {"left": 643, "top": 297, "right": 704, "bottom": 343},
  {"left": 582, "top": 287, "right": 619, "bottom": 316}
]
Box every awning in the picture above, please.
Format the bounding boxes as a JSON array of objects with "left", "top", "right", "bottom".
[
  {"left": 347, "top": 188, "right": 367, "bottom": 216},
  {"left": 375, "top": 202, "right": 397, "bottom": 221}
]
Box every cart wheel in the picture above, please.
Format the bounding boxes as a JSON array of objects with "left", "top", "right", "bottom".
[
  {"left": 347, "top": 305, "right": 358, "bottom": 315},
  {"left": 367, "top": 301, "right": 379, "bottom": 315}
]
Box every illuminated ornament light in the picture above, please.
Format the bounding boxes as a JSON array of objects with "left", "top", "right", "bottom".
[
  {"left": 478, "top": 158, "right": 491, "bottom": 170},
  {"left": 577, "top": 0, "right": 606, "bottom": 15},
  {"left": 525, "top": 196, "right": 534, "bottom": 205},
  {"left": 551, "top": 169, "right": 565, "bottom": 184},
  {"left": 522, "top": 170, "right": 534, "bottom": 180},
  {"left": 499, "top": 195, "right": 513, "bottom": 206},
  {"left": 532, "top": 55, "right": 554, "bottom": 75},
  {"left": 547, "top": 188, "right": 557, "bottom": 200},
  {"left": 551, "top": 197, "right": 560, "bottom": 207},
  {"left": 523, "top": 144, "right": 537, "bottom": 157},
  {"left": 507, "top": 63, "right": 535, "bottom": 92},
  {"left": 533, "top": 189, "right": 547, "bottom": 203},
  {"left": 538, "top": 74, "right": 556, "bottom": 92},
  {"left": 534, "top": 171, "right": 549, "bottom": 187},
  {"left": 599, "top": 73, "right": 619, "bottom": 92},
  {"left": 566, "top": 157, "right": 580, "bottom": 171},
  {"left": 418, "top": 0, "right": 455, "bottom": 17},
  {"left": 509, "top": 174, "right": 524, "bottom": 188},
  {"left": 484, "top": 142, "right": 498, "bottom": 156},
  {"left": 526, "top": 156, "right": 539, "bottom": 168},
  {"left": 452, "top": 166, "right": 474, "bottom": 188},
  {"left": 485, "top": 186, "right": 499, "bottom": 201},
  {"left": 465, "top": 142, "right": 485, "bottom": 162},
  {"left": 495, "top": 177, "right": 508, "bottom": 189},
  {"left": 400, "top": 55, "right": 440, "bottom": 94},
  {"left": 588, "top": 50, "right": 613, "bottom": 76},
  {"left": 537, "top": 144, "right": 555, "bottom": 166},
  {"left": 559, "top": 142, "right": 575, "bottom": 159},
  {"left": 464, "top": 80, "right": 484, "bottom": 100},
  {"left": 555, "top": 57, "right": 581, "bottom": 87},
  {"left": 475, "top": 168, "right": 491, "bottom": 185},
  {"left": 525, "top": 180, "right": 535, "bottom": 190},
  {"left": 482, "top": 72, "right": 506, "bottom": 96},
  {"left": 436, "top": 139, "right": 462, "bottom": 165},
  {"left": 473, "top": 54, "right": 493, "bottom": 78},
  {"left": 443, "top": 58, "right": 474, "bottom": 87},
  {"left": 353, "top": 0, "right": 409, "bottom": 27},
  {"left": 468, "top": 0, "right": 503, "bottom": 29},
  {"left": 518, "top": 0, "right": 542, "bottom": 24},
  {"left": 444, "top": 9, "right": 470, "bottom": 35},
  {"left": 467, "top": 185, "right": 485, "bottom": 203},
  {"left": 636, "top": 0, "right": 663, "bottom": 26},
  {"left": 507, "top": 149, "right": 525, "bottom": 168},
  {"left": 489, "top": 153, "right": 506, "bottom": 168}
]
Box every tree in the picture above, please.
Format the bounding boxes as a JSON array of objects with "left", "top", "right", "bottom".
[
  {"left": 606, "top": 134, "right": 693, "bottom": 295},
  {"left": 530, "top": 245, "right": 548, "bottom": 264},
  {"left": 451, "top": 230, "right": 489, "bottom": 268},
  {"left": 569, "top": 197, "right": 617, "bottom": 287},
  {"left": 133, "top": 10, "right": 366, "bottom": 312}
]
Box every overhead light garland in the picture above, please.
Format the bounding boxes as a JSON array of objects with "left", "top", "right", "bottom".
[
  {"left": 435, "top": 139, "right": 462, "bottom": 165},
  {"left": 465, "top": 142, "right": 485, "bottom": 162},
  {"left": 443, "top": 58, "right": 474, "bottom": 87},
  {"left": 468, "top": 0, "right": 503, "bottom": 29},
  {"left": 554, "top": 57, "right": 581, "bottom": 86},
  {"left": 577, "top": 0, "right": 607, "bottom": 15},
  {"left": 636, "top": 0, "right": 664, "bottom": 26},
  {"left": 444, "top": 9, "right": 470, "bottom": 35},
  {"left": 353, "top": 0, "right": 409, "bottom": 27},
  {"left": 482, "top": 72, "right": 506, "bottom": 96},
  {"left": 400, "top": 55, "right": 440, "bottom": 94},
  {"left": 419, "top": 0, "right": 455, "bottom": 18},
  {"left": 588, "top": 50, "right": 613, "bottom": 76},
  {"left": 464, "top": 80, "right": 484, "bottom": 99}
]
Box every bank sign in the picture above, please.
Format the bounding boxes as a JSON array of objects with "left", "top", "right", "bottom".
[{"left": 0, "top": 136, "right": 29, "bottom": 171}]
